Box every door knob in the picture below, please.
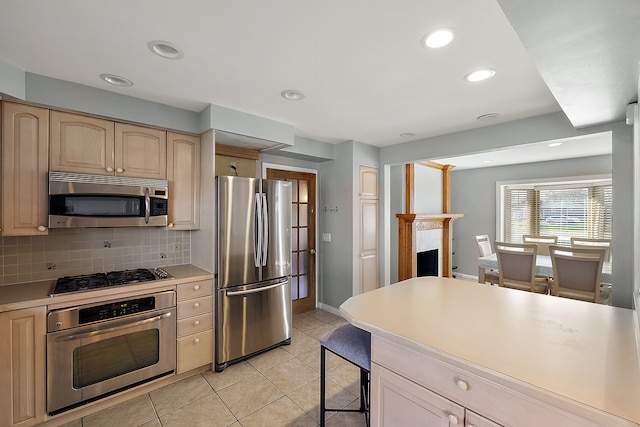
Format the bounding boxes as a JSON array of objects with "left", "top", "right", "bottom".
[{"left": 310, "top": 249, "right": 316, "bottom": 255}]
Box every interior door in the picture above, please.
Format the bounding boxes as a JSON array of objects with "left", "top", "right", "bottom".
[{"left": 266, "top": 169, "right": 316, "bottom": 315}]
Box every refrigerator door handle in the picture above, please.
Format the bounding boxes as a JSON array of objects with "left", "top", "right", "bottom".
[
  {"left": 261, "top": 193, "right": 269, "bottom": 266},
  {"left": 226, "top": 281, "right": 285, "bottom": 296},
  {"left": 254, "top": 193, "right": 262, "bottom": 268}
]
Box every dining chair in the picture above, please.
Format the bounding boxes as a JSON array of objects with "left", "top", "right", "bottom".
[
  {"left": 495, "top": 242, "right": 548, "bottom": 293},
  {"left": 570, "top": 237, "right": 612, "bottom": 262},
  {"left": 522, "top": 235, "right": 558, "bottom": 256},
  {"left": 475, "top": 235, "right": 499, "bottom": 285},
  {"left": 548, "top": 245, "right": 610, "bottom": 304}
]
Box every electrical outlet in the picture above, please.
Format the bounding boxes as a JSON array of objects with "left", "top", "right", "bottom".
[{"left": 173, "top": 242, "right": 181, "bottom": 252}]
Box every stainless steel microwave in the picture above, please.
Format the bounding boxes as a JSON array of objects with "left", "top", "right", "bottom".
[{"left": 48, "top": 172, "right": 169, "bottom": 228}]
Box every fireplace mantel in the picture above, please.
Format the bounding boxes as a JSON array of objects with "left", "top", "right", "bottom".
[{"left": 396, "top": 212, "right": 464, "bottom": 280}]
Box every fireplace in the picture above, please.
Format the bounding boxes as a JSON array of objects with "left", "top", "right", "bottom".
[{"left": 417, "top": 249, "right": 438, "bottom": 277}]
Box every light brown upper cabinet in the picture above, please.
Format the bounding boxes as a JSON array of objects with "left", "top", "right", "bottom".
[
  {"left": 167, "top": 132, "right": 200, "bottom": 230},
  {"left": 1, "top": 102, "right": 50, "bottom": 236},
  {"left": 50, "top": 111, "right": 167, "bottom": 179}
]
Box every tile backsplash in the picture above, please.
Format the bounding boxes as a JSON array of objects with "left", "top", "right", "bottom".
[{"left": 0, "top": 228, "right": 191, "bottom": 285}]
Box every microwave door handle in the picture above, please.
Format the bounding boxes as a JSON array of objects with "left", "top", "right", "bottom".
[{"left": 144, "top": 187, "right": 151, "bottom": 224}]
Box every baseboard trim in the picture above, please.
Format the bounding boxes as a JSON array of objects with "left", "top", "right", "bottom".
[{"left": 317, "top": 302, "right": 342, "bottom": 317}]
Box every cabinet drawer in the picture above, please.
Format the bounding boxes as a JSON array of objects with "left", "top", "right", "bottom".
[
  {"left": 177, "top": 280, "right": 213, "bottom": 301},
  {"left": 177, "top": 295, "right": 212, "bottom": 319},
  {"left": 372, "top": 336, "right": 604, "bottom": 427},
  {"left": 466, "top": 409, "right": 502, "bottom": 427},
  {"left": 177, "top": 329, "right": 213, "bottom": 373},
  {"left": 177, "top": 312, "right": 213, "bottom": 338}
]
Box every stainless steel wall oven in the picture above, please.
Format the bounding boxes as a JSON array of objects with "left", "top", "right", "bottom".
[{"left": 46, "top": 290, "right": 176, "bottom": 414}]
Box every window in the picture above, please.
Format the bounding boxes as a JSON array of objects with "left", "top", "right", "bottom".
[{"left": 500, "top": 178, "right": 612, "bottom": 246}]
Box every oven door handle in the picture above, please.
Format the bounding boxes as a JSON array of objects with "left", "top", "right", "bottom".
[{"left": 53, "top": 312, "right": 173, "bottom": 342}]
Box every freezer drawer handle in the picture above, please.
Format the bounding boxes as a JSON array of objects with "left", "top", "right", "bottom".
[{"left": 226, "top": 281, "right": 285, "bottom": 296}]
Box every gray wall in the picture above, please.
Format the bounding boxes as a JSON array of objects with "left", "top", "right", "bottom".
[
  {"left": 450, "top": 154, "right": 612, "bottom": 278},
  {"left": 318, "top": 142, "right": 355, "bottom": 308}
]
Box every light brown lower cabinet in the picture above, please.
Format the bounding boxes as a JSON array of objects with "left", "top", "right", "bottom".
[
  {"left": 0, "top": 307, "right": 46, "bottom": 427},
  {"left": 371, "top": 336, "right": 616, "bottom": 427},
  {"left": 176, "top": 280, "right": 213, "bottom": 373}
]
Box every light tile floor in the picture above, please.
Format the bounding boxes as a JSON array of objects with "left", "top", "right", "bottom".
[{"left": 62, "top": 309, "right": 367, "bottom": 427}]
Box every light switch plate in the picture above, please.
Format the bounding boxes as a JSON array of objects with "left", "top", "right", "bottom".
[{"left": 322, "top": 233, "right": 332, "bottom": 242}]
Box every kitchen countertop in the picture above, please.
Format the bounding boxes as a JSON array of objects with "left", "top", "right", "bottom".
[
  {"left": 340, "top": 277, "right": 640, "bottom": 425},
  {"left": 0, "top": 264, "right": 213, "bottom": 312}
]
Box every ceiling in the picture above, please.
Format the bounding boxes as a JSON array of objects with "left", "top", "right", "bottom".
[{"left": 0, "top": 0, "right": 638, "bottom": 153}]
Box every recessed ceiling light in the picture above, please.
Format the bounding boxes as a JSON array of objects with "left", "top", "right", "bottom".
[
  {"left": 148, "top": 40, "right": 184, "bottom": 59},
  {"left": 477, "top": 113, "right": 500, "bottom": 121},
  {"left": 482, "top": 160, "right": 493, "bottom": 164},
  {"left": 464, "top": 68, "right": 496, "bottom": 82},
  {"left": 400, "top": 132, "right": 416, "bottom": 138},
  {"left": 421, "top": 28, "right": 456, "bottom": 49},
  {"left": 548, "top": 142, "right": 563, "bottom": 147},
  {"left": 281, "top": 90, "right": 305, "bottom": 101},
  {"left": 99, "top": 74, "right": 133, "bottom": 87}
]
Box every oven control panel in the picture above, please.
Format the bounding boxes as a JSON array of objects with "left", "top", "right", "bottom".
[
  {"left": 47, "top": 290, "right": 176, "bottom": 332},
  {"left": 79, "top": 296, "right": 156, "bottom": 323}
]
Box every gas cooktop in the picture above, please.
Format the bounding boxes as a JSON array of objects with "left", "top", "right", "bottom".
[{"left": 50, "top": 267, "right": 171, "bottom": 296}]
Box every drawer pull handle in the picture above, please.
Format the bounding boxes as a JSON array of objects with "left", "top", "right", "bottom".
[
  {"left": 193, "top": 302, "right": 200, "bottom": 308},
  {"left": 447, "top": 414, "right": 459, "bottom": 425},
  {"left": 456, "top": 379, "right": 469, "bottom": 391},
  {"left": 193, "top": 320, "right": 200, "bottom": 326},
  {"left": 194, "top": 338, "right": 200, "bottom": 344},
  {"left": 194, "top": 285, "right": 200, "bottom": 291}
]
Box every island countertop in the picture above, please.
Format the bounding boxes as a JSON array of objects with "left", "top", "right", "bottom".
[{"left": 340, "top": 277, "right": 640, "bottom": 425}]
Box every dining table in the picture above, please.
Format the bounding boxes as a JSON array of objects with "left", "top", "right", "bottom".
[{"left": 477, "top": 253, "right": 613, "bottom": 284}]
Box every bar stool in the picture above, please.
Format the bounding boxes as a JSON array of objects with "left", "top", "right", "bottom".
[{"left": 320, "top": 324, "right": 371, "bottom": 427}]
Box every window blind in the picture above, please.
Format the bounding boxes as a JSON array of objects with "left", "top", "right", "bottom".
[{"left": 503, "top": 181, "right": 612, "bottom": 245}]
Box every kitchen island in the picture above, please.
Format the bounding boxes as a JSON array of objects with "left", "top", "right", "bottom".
[{"left": 340, "top": 277, "right": 640, "bottom": 427}]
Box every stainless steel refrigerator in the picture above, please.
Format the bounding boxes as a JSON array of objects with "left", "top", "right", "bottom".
[{"left": 215, "top": 175, "right": 292, "bottom": 371}]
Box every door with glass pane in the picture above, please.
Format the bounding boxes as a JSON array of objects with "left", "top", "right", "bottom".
[{"left": 266, "top": 169, "right": 316, "bottom": 315}]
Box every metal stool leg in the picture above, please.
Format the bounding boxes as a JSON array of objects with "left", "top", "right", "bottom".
[
  {"left": 320, "top": 345, "right": 327, "bottom": 427},
  {"left": 320, "top": 345, "right": 370, "bottom": 426}
]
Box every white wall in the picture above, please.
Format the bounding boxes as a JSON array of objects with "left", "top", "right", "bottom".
[{"left": 414, "top": 164, "right": 443, "bottom": 213}]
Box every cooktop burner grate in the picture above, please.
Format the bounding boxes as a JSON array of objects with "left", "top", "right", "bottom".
[{"left": 51, "top": 268, "right": 170, "bottom": 296}]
